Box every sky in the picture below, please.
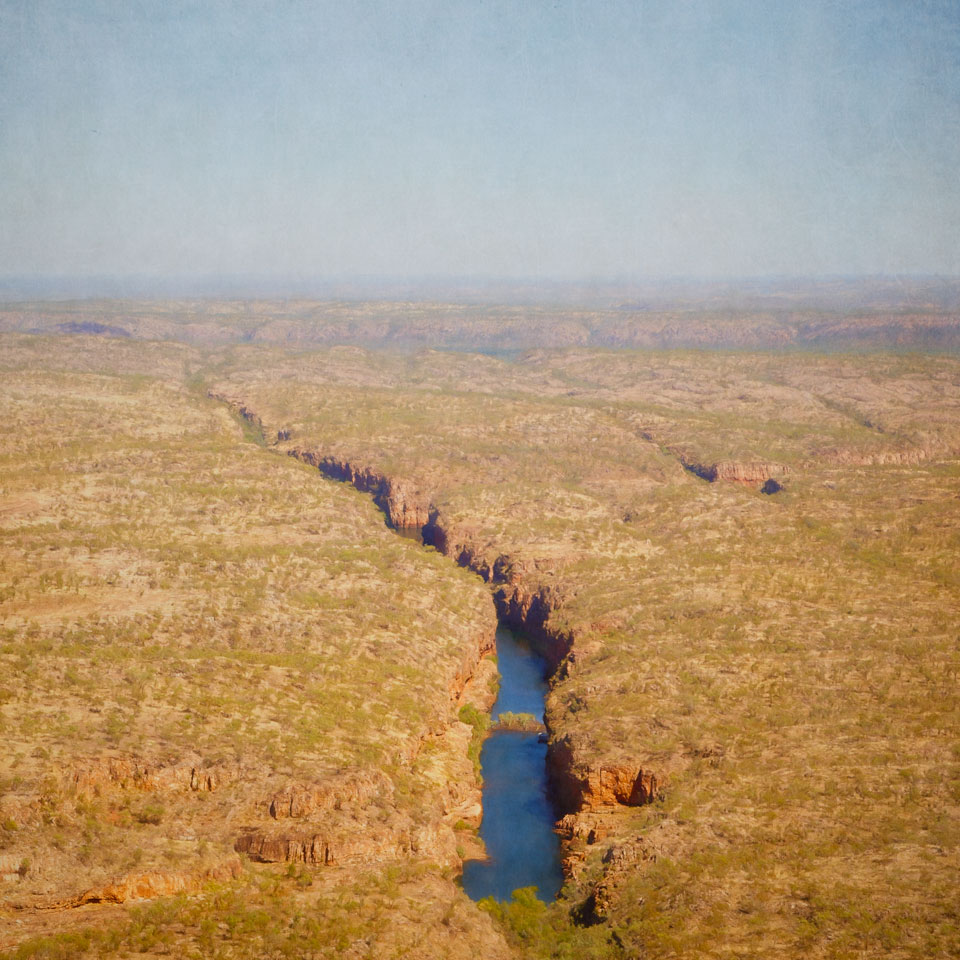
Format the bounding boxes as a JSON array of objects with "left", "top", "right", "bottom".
[{"left": 1, "top": 0, "right": 959, "bottom": 287}]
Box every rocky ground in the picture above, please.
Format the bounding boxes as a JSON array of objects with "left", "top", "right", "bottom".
[
  {"left": 1, "top": 316, "right": 959, "bottom": 959},
  {"left": 212, "top": 342, "right": 960, "bottom": 958},
  {"left": 0, "top": 336, "right": 509, "bottom": 958}
]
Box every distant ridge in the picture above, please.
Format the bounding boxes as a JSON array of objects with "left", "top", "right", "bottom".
[
  {"left": 2, "top": 275, "right": 960, "bottom": 312},
  {"left": 1, "top": 292, "right": 959, "bottom": 354}
]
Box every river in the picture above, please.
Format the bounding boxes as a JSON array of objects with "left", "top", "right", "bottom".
[{"left": 461, "top": 624, "right": 564, "bottom": 903}]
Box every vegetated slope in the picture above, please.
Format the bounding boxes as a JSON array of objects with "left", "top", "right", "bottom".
[
  {"left": 2, "top": 293, "right": 960, "bottom": 352},
  {"left": 0, "top": 339, "right": 509, "bottom": 959},
  {"left": 213, "top": 344, "right": 960, "bottom": 959}
]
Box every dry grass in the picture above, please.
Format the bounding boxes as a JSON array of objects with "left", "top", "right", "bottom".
[
  {"left": 213, "top": 342, "right": 960, "bottom": 958},
  {"left": 0, "top": 349, "right": 503, "bottom": 956},
  {"left": 2, "top": 329, "right": 959, "bottom": 958}
]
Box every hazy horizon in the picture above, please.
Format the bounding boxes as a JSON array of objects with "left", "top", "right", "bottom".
[
  {"left": 3, "top": 1, "right": 959, "bottom": 282},
  {"left": 4, "top": 272, "right": 960, "bottom": 313}
]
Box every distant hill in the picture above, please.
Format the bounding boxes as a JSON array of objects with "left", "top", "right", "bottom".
[{"left": 1, "top": 280, "right": 959, "bottom": 353}]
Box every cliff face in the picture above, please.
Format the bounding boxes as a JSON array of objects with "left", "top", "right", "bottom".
[
  {"left": 55, "top": 860, "right": 243, "bottom": 908},
  {"left": 207, "top": 390, "right": 264, "bottom": 436},
  {"left": 69, "top": 755, "right": 230, "bottom": 797},
  {"left": 548, "top": 740, "right": 661, "bottom": 813},
  {"left": 448, "top": 624, "right": 498, "bottom": 701},
  {"left": 681, "top": 457, "right": 790, "bottom": 484},
  {"left": 816, "top": 444, "right": 941, "bottom": 467},
  {"left": 208, "top": 394, "right": 431, "bottom": 531},
  {"left": 266, "top": 771, "right": 392, "bottom": 820},
  {"left": 234, "top": 820, "right": 454, "bottom": 867},
  {"left": 423, "top": 519, "right": 574, "bottom": 667},
  {"left": 290, "top": 450, "right": 432, "bottom": 531}
]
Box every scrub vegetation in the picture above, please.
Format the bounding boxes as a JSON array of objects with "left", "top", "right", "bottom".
[
  {"left": 212, "top": 339, "right": 960, "bottom": 959},
  {"left": 0, "top": 338, "right": 506, "bottom": 958},
  {"left": 2, "top": 311, "right": 959, "bottom": 958}
]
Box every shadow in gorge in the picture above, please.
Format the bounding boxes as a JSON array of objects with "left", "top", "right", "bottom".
[{"left": 390, "top": 522, "right": 424, "bottom": 544}]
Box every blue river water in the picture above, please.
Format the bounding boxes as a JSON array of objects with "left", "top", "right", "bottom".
[{"left": 461, "top": 624, "right": 564, "bottom": 903}]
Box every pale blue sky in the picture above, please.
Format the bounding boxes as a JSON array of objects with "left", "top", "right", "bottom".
[{"left": 1, "top": 0, "right": 958, "bottom": 284}]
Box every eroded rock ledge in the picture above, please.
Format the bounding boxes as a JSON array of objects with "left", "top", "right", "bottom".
[
  {"left": 290, "top": 450, "right": 432, "bottom": 531},
  {"left": 548, "top": 741, "right": 662, "bottom": 812},
  {"left": 265, "top": 771, "right": 391, "bottom": 821},
  {"left": 680, "top": 456, "right": 790, "bottom": 485},
  {"left": 46, "top": 860, "right": 243, "bottom": 909},
  {"left": 234, "top": 820, "right": 452, "bottom": 867},
  {"left": 69, "top": 754, "right": 231, "bottom": 797}
]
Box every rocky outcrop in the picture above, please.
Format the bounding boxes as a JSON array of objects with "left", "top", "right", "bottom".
[
  {"left": 208, "top": 391, "right": 263, "bottom": 432},
  {"left": 234, "top": 403, "right": 262, "bottom": 431},
  {"left": 289, "top": 450, "right": 431, "bottom": 531},
  {"left": 557, "top": 813, "right": 610, "bottom": 845},
  {"left": 548, "top": 740, "right": 662, "bottom": 814},
  {"left": 0, "top": 792, "right": 40, "bottom": 830},
  {"left": 267, "top": 771, "right": 392, "bottom": 820},
  {"left": 583, "top": 765, "right": 661, "bottom": 808},
  {"left": 51, "top": 860, "right": 243, "bottom": 908},
  {"left": 69, "top": 755, "right": 230, "bottom": 797},
  {"left": 581, "top": 838, "right": 656, "bottom": 922},
  {"left": 448, "top": 624, "right": 497, "bottom": 701},
  {"left": 681, "top": 457, "right": 790, "bottom": 485},
  {"left": 556, "top": 812, "right": 612, "bottom": 876},
  {"left": 235, "top": 821, "right": 454, "bottom": 867},
  {"left": 0, "top": 854, "right": 27, "bottom": 884},
  {"left": 816, "top": 443, "right": 944, "bottom": 467}
]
